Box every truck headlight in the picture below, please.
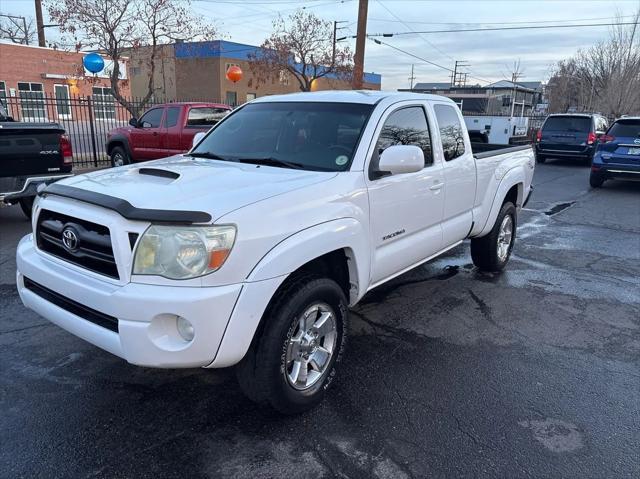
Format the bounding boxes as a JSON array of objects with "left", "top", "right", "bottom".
[{"left": 133, "top": 225, "right": 236, "bottom": 279}]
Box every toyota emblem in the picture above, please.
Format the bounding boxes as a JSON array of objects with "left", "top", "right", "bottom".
[
  {"left": 634, "top": 139, "right": 640, "bottom": 145},
  {"left": 62, "top": 227, "right": 79, "bottom": 252}
]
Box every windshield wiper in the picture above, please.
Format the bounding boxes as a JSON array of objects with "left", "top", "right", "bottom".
[
  {"left": 236, "top": 157, "right": 307, "bottom": 170},
  {"left": 187, "top": 151, "right": 230, "bottom": 161}
]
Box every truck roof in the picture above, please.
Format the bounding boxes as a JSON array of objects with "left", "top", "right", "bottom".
[{"left": 252, "top": 90, "right": 456, "bottom": 105}]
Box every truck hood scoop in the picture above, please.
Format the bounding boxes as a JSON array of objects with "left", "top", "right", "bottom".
[
  {"left": 137, "top": 167, "right": 180, "bottom": 180},
  {"left": 56, "top": 155, "right": 338, "bottom": 222}
]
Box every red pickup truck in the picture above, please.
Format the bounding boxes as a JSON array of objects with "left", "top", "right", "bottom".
[{"left": 106, "top": 102, "right": 231, "bottom": 167}]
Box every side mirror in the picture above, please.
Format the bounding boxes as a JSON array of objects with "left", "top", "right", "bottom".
[
  {"left": 128, "top": 117, "right": 138, "bottom": 127},
  {"left": 192, "top": 131, "right": 206, "bottom": 149},
  {"left": 377, "top": 145, "right": 424, "bottom": 176}
]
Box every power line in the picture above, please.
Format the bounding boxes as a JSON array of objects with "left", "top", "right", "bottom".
[
  {"left": 369, "top": 37, "right": 493, "bottom": 84},
  {"left": 366, "top": 14, "right": 639, "bottom": 26},
  {"left": 374, "top": 0, "right": 454, "bottom": 62},
  {"left": 368, "top": 21, "right": 640, "bottom": 36}
]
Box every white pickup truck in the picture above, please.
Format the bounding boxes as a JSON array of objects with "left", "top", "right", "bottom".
[{"left": 17, "top": 91, "right": 534, "bottom": 413}]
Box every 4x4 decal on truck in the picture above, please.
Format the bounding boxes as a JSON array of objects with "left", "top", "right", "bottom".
[{"left": 382, "top": 229, "right": 405, "bottom": 241}]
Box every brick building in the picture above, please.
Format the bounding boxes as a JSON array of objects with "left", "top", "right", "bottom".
[
  {"left": 129, "top": 40, "right": 382, "bottom": 104},
  {"left": 0, "top": 42, "right": 130, "bottom": 122}
]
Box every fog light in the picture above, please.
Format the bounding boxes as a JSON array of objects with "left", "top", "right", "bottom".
[{"left": 176, "top": 316, "right": 195, "bottom": 342}]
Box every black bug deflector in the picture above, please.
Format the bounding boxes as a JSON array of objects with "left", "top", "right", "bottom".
[{"left": 39, "top": 183, "right": 212, "bottom": 224}]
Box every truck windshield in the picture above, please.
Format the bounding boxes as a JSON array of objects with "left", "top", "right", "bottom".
[{"left": 190, "top": 102, "right": 374, "bottom": 171}]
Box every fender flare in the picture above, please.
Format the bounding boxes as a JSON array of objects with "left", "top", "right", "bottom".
[
  {"left": 209, "top": 219, "right": 370, "bottom": 368},
  {"left": 106, "top": 134, "right": 133, "bottom": 159},
  {"left": 247, "top": 218, "right": 370, "bottom": 303},
  {"left": 475, "top": 167, "right": 525, "bottom": 237}
]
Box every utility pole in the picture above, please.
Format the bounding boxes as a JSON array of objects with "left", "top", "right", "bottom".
[
  {"left": 352, "top": 0, "right": 369, "bottom": 90},
  {"left": 34, "top": 0, "right": 45, "bottom": 47},
  {"left": 408, "top": 64, "right": 416, "bottom": 90},
  {"left": 0, "top": 14, "right": 30, "bottom": 45},
  {"left": 510, "top": 68, "right": 523, "bottom": 117},
  {"left": 332, "top": 20, "right": 348, "bottom": 64},
  {"left": 451, "top": 60, "right": 470, "bottom": 87}
]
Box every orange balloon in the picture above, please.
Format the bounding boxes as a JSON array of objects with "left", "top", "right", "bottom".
[{"left": 226, "top": 65, "right": 243, "bottom": 83}]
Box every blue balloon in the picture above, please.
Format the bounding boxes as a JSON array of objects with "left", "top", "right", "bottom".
[{"left": 83, "top": 53, "right": 105, "bottom": 74}]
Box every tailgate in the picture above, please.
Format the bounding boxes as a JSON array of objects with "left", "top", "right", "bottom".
[
  {"left": 539, "top": 130, "right": 588, "bottom": 152},
  {"left": 0, "top": 122, "right": 66, "bottom": 178}
]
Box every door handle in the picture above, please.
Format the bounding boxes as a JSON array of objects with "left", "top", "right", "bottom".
[{"left": 430, "top": 182, "right": 444, "bottom": 191}]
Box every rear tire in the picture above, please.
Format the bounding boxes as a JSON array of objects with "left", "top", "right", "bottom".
[
  {"left": 589, "top": 172, "right": 605, "bottom": 188},
  {"left": 236, "top": 275, "right": 348, "bottom": 414},
  {"left": 536, "top": 154, "right": 546, "bottom": 164},
  {"left": 471, "top": 202, "right": 517, "bottom": 272},
  {"left": 19, "top": 196, "right": 34, "bottom": 219},
  {"left": 110, "top": 146, "right": 130, "bottom": 168}
]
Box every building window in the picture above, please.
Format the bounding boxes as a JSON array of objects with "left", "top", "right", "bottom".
[
  {"left": 18, "top": 82, "right": 46, "bottom": 121},
  {"left": 279, "top": 70, "right": 290, "bottom": 86},
  {"left": 225, "top": 91, "right": 237, "bottom": 107},
  {"left": 0, "top": 81, "right": 6, "bottom": 108},
  {"left": 92, "top": 86, "right": 116, "bottom": 120},
  {"left": 246, "top": 93, "right": 256, "bottom": 102},
  {"left": 54, "top": 84, "right": 72, "bottom": 120}
]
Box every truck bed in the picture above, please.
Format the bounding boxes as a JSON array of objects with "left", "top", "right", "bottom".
[{"left": 471, "top": 142, "right": 533, "bottom": 159}]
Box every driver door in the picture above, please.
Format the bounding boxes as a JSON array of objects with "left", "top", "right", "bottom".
[
  {"left": 366, "top": 103, "right": 445, "bottom": 286},
  {"left": 129, "top": 107, "right": 165, "bottom": 161}
]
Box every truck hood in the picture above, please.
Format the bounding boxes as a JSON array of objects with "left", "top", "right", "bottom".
[{"left": 59, "top": 155, "right": 338, "bottom": 221}]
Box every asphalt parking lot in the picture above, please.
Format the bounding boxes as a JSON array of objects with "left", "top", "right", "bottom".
[{"left": 1, "top": 161, "right": 639, "bottom": 478}]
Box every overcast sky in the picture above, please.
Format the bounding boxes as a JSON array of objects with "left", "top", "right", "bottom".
[{"left": 3, "top": 0, "right": 639, "bottom": 89}]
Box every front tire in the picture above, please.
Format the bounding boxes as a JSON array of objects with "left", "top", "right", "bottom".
[
  {"left": 471, "top": 202, "right": 517, "bottom": 272},
  {"left": 110, "top": 146, "right": 130, "bottom": 168},
  {"left": 536, "top": 153, "right": 546, "bottom": 164},
  {"left": 19, "top": 196, "right": 34, "bottom": 219},
  {"left": 236, "top": 275, "right": 348, "bottom": 414}
]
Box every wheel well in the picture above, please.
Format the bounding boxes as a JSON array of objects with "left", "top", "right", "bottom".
[
  {"left": 245, "top": 249, "right": 355, "bottom": 357},
  {"left": 291, "top": 249, "right": 352, "bottom": 300},
  {"left": 107, "top": 140, "right": 128, "bottom": 156},
  {"left": 504, "top": 183, "right": 522, "bottom": 207}
]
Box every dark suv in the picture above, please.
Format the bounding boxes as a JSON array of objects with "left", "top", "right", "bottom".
[
  {"left": 536, "top": 114, "right": 608, "bottom": 163},
  {"left": 590, "top": 116, "right": 640, "bottom": 187}
]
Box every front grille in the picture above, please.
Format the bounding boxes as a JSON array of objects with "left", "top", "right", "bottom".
[
  {"left": 23, "top": 277, "right": 119, "bottom": 333},
  {"left": 36, "top": 209, "right": 119, "bottom": 279}
]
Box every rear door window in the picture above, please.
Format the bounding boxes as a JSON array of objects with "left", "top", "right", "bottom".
[
  {"left": 543, "top": 116, "right": 591, "bottom": 132},
  {"left": 608, "top": 120, "right": 640, "bottom": 138},
  {"left": 595, "top": 117, "right": 608, "bottom": 133},
  {"left": 166, "top": 107, "right": 180, "bottom": 128},
  {"left": 433, "top": 104, "right": 466, "bottom": 161}
]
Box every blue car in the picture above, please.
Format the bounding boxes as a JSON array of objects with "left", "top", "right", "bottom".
[{"left": 590, "top": 117, "right": 640, "bottom": 188}]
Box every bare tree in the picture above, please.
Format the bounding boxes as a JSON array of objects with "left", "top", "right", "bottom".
[
  {"left": 0, "top": 14, "right": 36, "bottom": 45},
  {"left": 248, "top": 10, "right": 353, "bottom": 92},
  {"left": 47, "top": 0, "right": 217, "bottom": 115},
  {"left": 547, "top": 9, "right": 640, "bottom": 117}
]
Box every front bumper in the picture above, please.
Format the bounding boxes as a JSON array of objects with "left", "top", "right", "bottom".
[
  {"left": 16, "top": 234, "right": 244, "bottom": 368},
  {"left": 1, "top": 174, "right": 72, "bottom": 204}
]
